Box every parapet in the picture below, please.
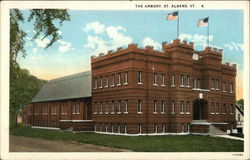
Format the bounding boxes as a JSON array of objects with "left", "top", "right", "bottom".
[
  {"left": 203, "top": 47, "right": 223, "bottom": 55},
  {"left": 222, "top": 62, "right": 237, "bottom": 69},
  {"left": 162, "top": 39, "right": 194, "bottom": 51}
]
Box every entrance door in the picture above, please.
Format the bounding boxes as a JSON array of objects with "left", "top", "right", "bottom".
[{"left": 193, "top": 99, "right": 208, "bottom": 120}]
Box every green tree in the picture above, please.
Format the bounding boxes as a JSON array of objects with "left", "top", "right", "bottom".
[
  {"left": 10, "top": 9, "right": 70, "bottom": 126},
  {"left": 236, "top": 99, "right": 244, "bottom": 110}
]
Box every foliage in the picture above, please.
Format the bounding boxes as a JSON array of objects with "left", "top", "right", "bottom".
[
  {"left": 10, "top": 126, "right": 243, "bottom": 152},
  {"left": 10, "top": 9, "right": 70, "bottom": 126},
  {"left": 236, "top": 99, "right": 244, "bottom": 110}
]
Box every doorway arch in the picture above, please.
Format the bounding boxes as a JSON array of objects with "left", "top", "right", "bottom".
[{"left": 193, "top": 99, "right": 208, "bottom": 120}]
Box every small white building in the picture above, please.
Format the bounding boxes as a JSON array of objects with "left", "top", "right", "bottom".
[{"left": 235, "top": 105, "right": 244, "bottom": 133}]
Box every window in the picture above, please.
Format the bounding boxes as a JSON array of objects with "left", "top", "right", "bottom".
[
  {"left": 99, "top": 123, "right": 102, "bottom": 132},
  {"left": 230, "top": 104, "right": 234, "bottom": 113},
  {"left": 216, "top": 79, "right": 219, "bottom": 90},
  {"left": 111, "top": 101, "right": 115, "bottom": 114},
  {"left": 94, "top": 78, "right": 97, "bottom": 89},
  {"left": 100, "top": 77, "right": 103, "bottom": 88},
  {"left": 186, "top": 75, "right": 190, "bottom": 87},
  {"left": 153, "top": 73, "right": 157, "bottom": 85},
  {"left": 230, "top": 84, "right": 233, "bottom": 93},
  {"left": 61, "top": 105, "right": 64, "bottom": 115},
  {"left": 180, "top": 74, "right": 184, "bottom": 86},
  {"left": 117, "top": 100, "right": 121, "bottom": 113},
  {"left": 72, "top": 104, "right": 76, "bottom": 114},
  {"left": 211, "top": 79, "right": 215, "bottom": 89},
  {"left": 137, "top": 100, "right": 142, "bottom": 113},
  {"left": 105, "top": 76, "right": 109, "bottom": 87},
  {"left": 76, "top": 104, "right": 80, "bottom": 114},
  {"left": 124, "top": 100, "right": 128, "bottom": 113},
  {"left": 197, "top": 79, "right": 200, "bottom": 89},
  {"left": 124, "top": 124, "right": 127, "bottom": 134},
  {"left": 117, "top": 124, "right": 120, "bottom": 133},
  {"left": 153, "top": 100, "right": 157, "bottom": 113},
  {"left": 124, "top": 72, "right": 128, "bottom": 85},
  {"left": 94, "top": 102, "right": 97, "bottom": 113},
  {"left": 223, "top": 82, "right": 226, "bottom": 92},
  {"left": 171, "top": 75, "right": 175, "bottom": 86},
  {"left": 162, "top": 124, "right": 165, "bottom": 133},
  {"left": 154, "top": 123, "right": 157, "bottom": 133},
  {"left": 105, "top": 124, "right": 108, "bottom": 132},
  {"left": 161, "top": 74, "right": 165, "bottom": 85},
  {"left": 111, "top": 124, "right": 114, "bottom": 133},
  {"left": 193, "top": 78, "right": 196, "bottom": 89},
  {"left": 211, "top": 102, "right": 215, "bottom": 113},
  {"left": 186, "top": 102, "right": 189, "bottom": 113},
  {"left": 172, "top": 101, "right": 175, "bottom": 113},
  {"left": 117, "top": 73, "right": 121, "bottom": 86},
  {"left": 111, "top": 74, "right": 115, "bottom": 87},
  {"left": 100, "top": 102, "right": 103, "bottom": 114},
  {"left": 223, "top": 103, "right": 226, "bottom": 113},
  {"left": 105, "top": 101, "right": 108, "bottom": 114},
  {"left": 180, "top": 101, "right": 184, "bottom": 113},
  {"left": 138, "top": 124, "right": 142, "bottom": 134},
  {"left": 161, "top": 101, "right": 165, "bottom": 113},
  {"left": 216, "top": 103, "right": 219, "bottom": 113},
  {"left": 138, "top": 71, "right": 142, "bottom": 84}
]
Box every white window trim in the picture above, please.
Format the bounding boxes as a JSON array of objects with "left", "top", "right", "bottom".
[
  {"left": 123, "top": 112, "right": 128, "bottom": 114},
  {"left": 180, "top": 112, "right": 185, "bottom": 114},
  {"left": 124, "top": 82, "right": 128, "bottom": 86},
  {"left": 186, "top": 112, "right": 191, "bottom": 114},
  {"left": 153, "top": 112, "right": 158, "bottom": 114},
  {"left": 153, "top": 84, "right": 158, "bottom": 86},
  {"left": 137, "top": 82, "right": 143, "bottom": 85},
  {"left": 137, "top": 112, "right": 143, "bottom": 114},
  {"left": 105, "top": 112, "right": 109, "bottom": 114},
  {"left": 117, "top": 112, "right": 121, "bottom": 114},
  {"left": 160, "top": 112, "right": 166, "bottom": 114}
]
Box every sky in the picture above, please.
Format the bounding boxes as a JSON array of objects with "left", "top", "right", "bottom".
[{"left": 17, "top": 10, "right": 244, "bottom": 100}]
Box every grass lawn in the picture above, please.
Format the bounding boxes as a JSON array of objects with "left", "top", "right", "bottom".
[{"left": 10, "top": 125, "right": 243, "bottom": 152}]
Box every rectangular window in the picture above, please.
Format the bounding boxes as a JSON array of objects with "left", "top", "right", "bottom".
[
  {"left": 171, "top": 75, "right": 175, "bottom": 86},
  {"left": 94, "top": 78, "right": 97, "bottom": 89},
  {"left": 105, "top": 124, "right": 108, "bottom": 132},
  {"left": 162, "top": 124, "right": 165, "bottom": 133},
  {"left": 105, "top": 101, "right": 108, "bottom": 113},
  {"left": 180, "top": 101, "right": 184, "bottom": 113},
  {"left": 187, "top": 75, "right": 190, "bottom": 87},
  {"left": 99, "top": 123, "right": 102, "bottom": 132},
  {"left": 154, "top": 123, "right": 157, "bottom": 133},
  {"left": 111, "top": 101, "right": 115, "bottom": 113},
  {"left": 124, "top": 72, "right": 128, "bottom": 84},
  {"left": 197, "top": 79, "right": 200, "bottom": 89},
  {"left": 100, "top": 102, "right": 102, "bottom": 114},
  {"left": 193, "top": 78, "right": 196, "bottom": 89},
  {"left": 111, "top": 124, "right": 114, "bottom": 133},
  {"left": 118, "top": 73, "right": 121, "bottom": 85},
  {"left": 117, "top": 124, "right": 120, "bottom": 133},
  {"left": 117, "top": 100, "right": 121, "bottom": 113},
  {"left": 216, "top": 79, "right": 219, "bottom": 89},
  {"left": 216, "top": 103, "right": 219, "bottom": 113},
  {"left": 137, "top": 100, "right": 142, "bottom": 113},
  {"left": 153, "top": 100, "right": 157, "bottom": 113},
  {"left": 211, "top": 102, "right": 215, "bottom": 113},
  {"left": 161, "top": 101, "right": 165, "bottom": 113},
  {"left": 211, "top": 79, "right": 215, "bottom": 89},
  {"left": 76, "top": 104, "right": 80, "bottom": 114},
  {"left": 223, "top": 103, "right": 226, "bottom": 113},
  {"left": 64, "top": 104, "right": 68, "bottom": 114},
  {"left": 180, "top": 74, "right": 184, "bottom": 86},
  {"left": 161, "top": 74, "right": 165, "bottom": 85},
  {"left": 61, "top": 105, "right": 64, "bottom": 115},
  {"left": 230, "top": 104, "right": 234, "bottom": 113},
  {"left": 186, "top": 102, "right": 189, "bottom": 113},
  {"left": 230, "top": 84, "right": 233, "bottom": 93},
  {"left": 111, "top": 74, "right": 115, "bottom": 87},
  {"left": 72, "top": 104, "right": 75, "bottom": 114},
  {"left": 105, "top": 76, "right": 109, "bottom": 87},
  {"left": 153, "top": 73, "right": 157, "bottom": 85},
  {"left": 138, "top": 71, "right": 142, "bottom": 83},
  {"left": 94, "top": 102, "right": 97, "bottom": 113},
  {"left": 172, "top": 101, "right": 175, "bottom": 113},
  {"left": 124, "top": 124, "right": 127, "bottom": 134},
  {"left": 138, "top": 124, "right": 142, "bottom": 134},
  {"left": 124, "top": 100, "right": 128, "bottom": 113},
  {"left": 100, "top": 77, "right": 103, "bottom": 88},
  {"left": 223, "top": 82, "right": 226, "bottom": 92}
]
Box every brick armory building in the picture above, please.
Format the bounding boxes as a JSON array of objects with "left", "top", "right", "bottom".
[{"left": 22, "top": 39, "right": 237, "bottom": 134}]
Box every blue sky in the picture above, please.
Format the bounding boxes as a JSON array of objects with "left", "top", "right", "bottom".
[{"left": 17, "top": 10, "right": 244, "bottom": 82}]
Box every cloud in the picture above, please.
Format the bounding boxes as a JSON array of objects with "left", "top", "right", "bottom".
[
  {"left": 179, "top": 33, "right": 214, "bottom": 49},
  {"left": 141, "top": 37, "right": 161, "bottom": 50},
  {"left": 83, "top": 22, "right": 133, "bottom": 55},
  {"left": 82, "top": 21, "right": 105, "bottom": 34},
  {"left": 224, "top": 42, "right": 243, "bottom": 51},
  {"left": 58, "top": 40, "right": 73, "bottom": 53},
  {"left": 32, "top": 48, "right": 38, "bottom": 53},
  {"left": 35, "top": 37, "right": 50, "bottom": 48}
]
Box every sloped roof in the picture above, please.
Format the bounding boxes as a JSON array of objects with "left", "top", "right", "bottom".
[{"left": 32, "top": 71, "right": 91, "bottom": 103}]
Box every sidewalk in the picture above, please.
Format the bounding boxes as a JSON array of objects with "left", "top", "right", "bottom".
[{"left": 212, "top": 135, "right": 244, "bottom": 141}]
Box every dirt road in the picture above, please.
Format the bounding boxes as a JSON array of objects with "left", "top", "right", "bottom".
[{"left": 9, "top": 135, "right": 131, "bottom": 152}]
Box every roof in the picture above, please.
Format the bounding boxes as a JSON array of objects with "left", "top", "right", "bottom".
[{"left": 32, "top": 71, "right": 91, "bottom": 103}]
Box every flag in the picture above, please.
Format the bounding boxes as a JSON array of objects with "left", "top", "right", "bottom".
[
  {"left": 167, "top": 11, "right": 178, "bottom": 21},
  {"left": 198, "top": 17, "right": 209, "bottom": 27}
]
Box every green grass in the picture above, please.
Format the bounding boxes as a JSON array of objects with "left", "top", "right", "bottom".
[{"left": 10, "top": 125, "right": 243, "bottom": 152}]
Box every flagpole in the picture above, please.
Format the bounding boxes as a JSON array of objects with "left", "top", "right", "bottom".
[
  {"left": 207, "top": 16, "right": 209, "bottom": 47},
  {"left": 177, "top": 10, "right": 179, "bottom": 39}
]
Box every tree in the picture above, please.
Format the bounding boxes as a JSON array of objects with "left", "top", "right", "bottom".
[
  {"left": 10, "top": 9, "right": 70, "bottom": 126},
  {"left": 236, "top": 99, "right": 244, "bottom": 110}
]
